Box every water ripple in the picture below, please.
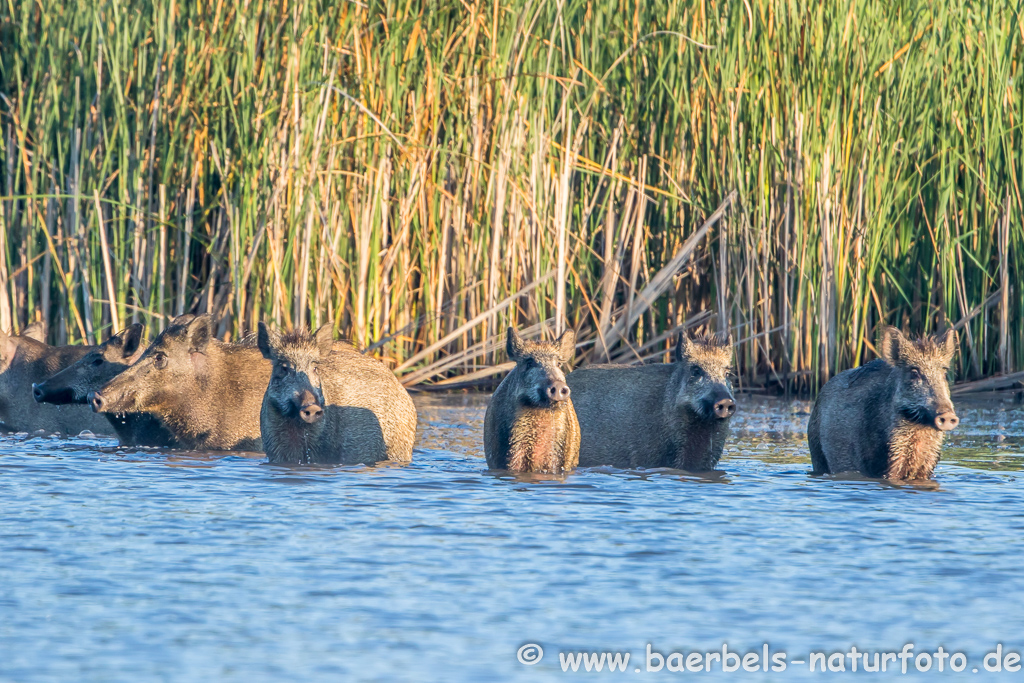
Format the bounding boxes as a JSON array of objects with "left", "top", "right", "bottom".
[{"left": 0, "top": 395, "right": 1022, "bottom": 681}]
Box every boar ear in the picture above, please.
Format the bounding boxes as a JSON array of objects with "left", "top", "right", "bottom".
[
  {"left": 938, "top": 328, "right": 959, "bottom": 362},
  {"left": 556, "top": 328, "right": 576, "bottom": 364},
  {"left": 170, "top": 313, "right": 195, "bottom": 328},
  {"left": 186, "top": 315, "right": 213, "bottom": 354},
  {"left": 674, "top": 333, "right": 692, "bottom": 364},
  {"left": 121, "top": 323, "right": 145, "bottom": 359},
  {"left": 0, "top": 328, "right": 10, "bottom": 362},
  {"left": 506, "top": 327, "right": 526, "bottom": 361},
  {"left": 313, "top": 324, "right": 334, "bottom": 359},
  {"left": 878, "top": 326, "right": 904, "bottom": 365},
  {"left": 21, "top": 321, "right": 46, "bottom": 343},
  {"left": 257, "top": 322, "right": 278, "bottom": 360}
]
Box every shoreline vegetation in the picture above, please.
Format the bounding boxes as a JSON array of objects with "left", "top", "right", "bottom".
[{"left": 0, "top": 0, "right": 1021, "bottom": 395}]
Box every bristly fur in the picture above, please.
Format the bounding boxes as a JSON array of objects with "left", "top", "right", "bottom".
[
  {"left": 689, "top": 330, "right": 732, "bottom": 347},
  {"left": 506, "top": 405, "right": 578, "bottom": 473},
  {"left": 887, "top": 419, "right": 944, "bottom": 480},
  {"left": 264, "top": 328, "right": 356, "bottom": 352},
  {"left": 677, "top": 330, "right": 733, "bottom": 368},
  {"left": 237, "top": 331, "right": 260, "bottom": 348},
  {"left": 879, "top": 325, "right": 957, "bottom": 367},
  {"left": 273, "top": 329, "right": 322, "bottom": 352},
  {"left": 484, "top": 327, "right": 580, "bottom": 473}
]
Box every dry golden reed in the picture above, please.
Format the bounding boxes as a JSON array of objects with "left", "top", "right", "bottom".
[{"left": 0, "top": 0, "right": 1020, "bottom": 393}]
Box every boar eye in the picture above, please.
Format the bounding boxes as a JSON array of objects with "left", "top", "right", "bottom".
[
  {"left": 909, "top": 367, "right": 923, "bottom": 381},
  {"left": 690, "top": 366, "right": 704, "bottom": 380},
  {"left": 153, "top": 352, "right": 168, "bottom": 369}
]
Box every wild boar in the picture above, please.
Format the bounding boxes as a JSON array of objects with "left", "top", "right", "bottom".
[
  {"left": 484, "top": 327, "right": 580, "bottom": 474},
  {"left": 567, "top": 332, "right": 736, "bottom": 471},
  {"left": 32, "top": 322, "right": 179, "bottom": 448},
  {"left": 257, "top": 323, "right": 417, "bottom": 464},
  {"left": 808, "top": 327, "right": 960, "bottom": 481},
  {"left": 89, "top": 314, "right": 269, "bottom": 451},
  {"left": 0, "top": 326, "right": 113, "bottom": 435}
]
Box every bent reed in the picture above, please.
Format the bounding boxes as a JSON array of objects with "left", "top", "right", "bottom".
[{"left": 0, "top": 0, "right": 1020, "bottom": 394}]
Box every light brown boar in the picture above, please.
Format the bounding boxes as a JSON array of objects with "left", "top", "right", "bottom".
[
  {"left": 257, "top": 323, "right": 417, "bottom": 464},
  {"left": 483, "top": 327, "right": 580, "bottom": 474},
  {"left": 808, "top": 327, "right": 959, "bottom": 481},
  {"left": 566, "top": 332, "right": 736, "bottom": 471},
  {"left": 89, "top": 314, "right": 269, "bottom": 451},
  {"left": 0, "top": 326, "right": 113, "bottom": 435},
  {"left": 32, "top": 322, "right": 180, "bottom": 448}
]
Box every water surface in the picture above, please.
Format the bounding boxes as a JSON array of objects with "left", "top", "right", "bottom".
[{"left": 2, "top": 395, "right": 1023, "bottom": 681}]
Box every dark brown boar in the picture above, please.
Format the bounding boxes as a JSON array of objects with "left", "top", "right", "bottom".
[
  {"left": 88, "top": 314, "right": 269, "bottom": 451},
  {"left": 0, "top": 327, "right": 113, "bottom": 435},
  {"left": 32, "top": 322, "right": 179, "bottom": 448},
  {"left": 257, "top": 323, "right": 417, "bottom": 464},
  {"left": 567, "top": 332, "right": 736, "bottom": 471},
  {"left": 483, "top": 327, "right": 580, "bottom": 474},
  {"left": 808, "top": 327, "right": 959, "bottom": 481}
]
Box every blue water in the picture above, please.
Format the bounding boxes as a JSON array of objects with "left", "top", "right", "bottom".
[{"left": 2, "top": 395, "right": 1024, "bottom": 681}]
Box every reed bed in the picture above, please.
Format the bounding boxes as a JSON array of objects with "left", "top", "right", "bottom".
[{"left": 0, "top": 0, "right": 1021, "bottom": 393}]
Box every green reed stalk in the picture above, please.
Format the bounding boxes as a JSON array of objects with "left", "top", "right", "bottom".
[{"left": 0, "top": 0, "right": 1020, "bottom": 393}]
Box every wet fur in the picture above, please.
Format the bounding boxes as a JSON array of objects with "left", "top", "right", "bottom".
[
  {"left": 487, "top": 391, "right": 581, "bottom": 473},
  {"left": 808, "top": 328, "right": 957, "bottom": 481},
  {"left": 484, "top": 329, "right": 580, "bottom": 474}
]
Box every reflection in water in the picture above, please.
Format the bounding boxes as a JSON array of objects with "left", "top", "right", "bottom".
[{"left": 0, "top": 393, "right": 1023, "bottom": 681}]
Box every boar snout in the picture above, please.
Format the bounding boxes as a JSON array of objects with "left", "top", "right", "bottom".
[
  {"left": 89, "top": 387, "right": 135, "bottom": 414},
  {"left": 695, "top": 386, "right": 736, "bottom": 421},
  {"left": 288, "top": 387, "right": 323, "bottom": 423},
  {"left": 546, "top": 381, "right": 571, "bottom": 403},
  {"left": 33, "top": 382, "right": 74, "bottom": 405},
  {"left": 88, "top": 391, "right": 106, "bottom": 413},
  {"left": 295, "top": 389, "right": 324, "bottom": 424},
  {"left": 934, "top": 410, "right": 959, "bottom": 432},
  {"left": 300, "top": 404, "right": 323, "bottom": 423},
  {"left": 713, "top": 397, "right": 736, "bottom": 419}
]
